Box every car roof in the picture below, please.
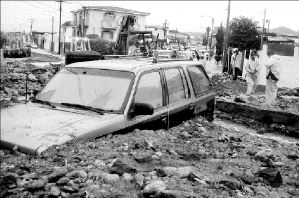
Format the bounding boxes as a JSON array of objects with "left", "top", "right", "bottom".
[{"left": 66, "top": 57, "right": 203, "bottom": 73}]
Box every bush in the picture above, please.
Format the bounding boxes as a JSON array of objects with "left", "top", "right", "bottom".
[{"left": 89, "top": 39, "right": 116, "bottom": 55}]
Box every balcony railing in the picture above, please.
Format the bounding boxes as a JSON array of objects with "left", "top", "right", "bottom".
[{"left": 102, "top": 20, "right": 118, "bottom": 29}]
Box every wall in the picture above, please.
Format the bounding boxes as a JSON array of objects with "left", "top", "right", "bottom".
[
  {"left": 267, "top": 43, "right": 294, "bottom": 56},
  {"left": 80, "top": 9, "right": 147, "bottom": 42}
]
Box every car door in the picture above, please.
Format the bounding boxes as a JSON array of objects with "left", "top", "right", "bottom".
[
  {"left": 185, "top": 65, "right": 215, "bottom": 115},
  {"left": 163, "top": 67, "right": 194, "bottom": 127},
  {"left": 126, "top": 70, "right": 168, "bottom": 130}
]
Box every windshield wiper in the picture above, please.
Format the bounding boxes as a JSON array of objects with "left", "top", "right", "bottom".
[
  {"left": 31, "top": 98, "right": 56, "bottom": 108},
  {"left": 60, "top": 103, "right": 104, "bottom": 115}
]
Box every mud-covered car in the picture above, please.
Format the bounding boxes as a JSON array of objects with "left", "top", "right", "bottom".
[{"left": 1, "top": 57, "right": 215, "bottom": 155}]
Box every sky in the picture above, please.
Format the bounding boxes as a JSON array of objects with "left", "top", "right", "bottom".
[{"left": 1, "top": 1, "right": 299, "bottom": 34}]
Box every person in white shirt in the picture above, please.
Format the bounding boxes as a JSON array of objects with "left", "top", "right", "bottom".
[
  {"left": 245, "top": 50, "right": 259, "bottom": 95},
  {"left": 265, "top": 50, "right": 280, "bottom": 106}
]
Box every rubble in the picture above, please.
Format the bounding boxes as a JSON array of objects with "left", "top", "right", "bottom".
[{"left": 1, "top": 55, "right": 299, "bottom": 197}]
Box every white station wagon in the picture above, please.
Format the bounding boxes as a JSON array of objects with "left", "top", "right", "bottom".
[{"left": 1, "top": 57, "right": 215, "bottom": 155}]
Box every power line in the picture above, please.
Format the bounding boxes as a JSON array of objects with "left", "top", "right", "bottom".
[{"left": 23, "top": 1, "right": 70, "bottom": 17}]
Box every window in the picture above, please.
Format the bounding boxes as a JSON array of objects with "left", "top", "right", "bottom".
[
  {"left": 164, "top": 68, "right": 186, "bottom": 104},
  {"left": 135, "top": 72, "right": 163, "bottom": 109},
  {"left": 187, "top": 66, "right": 210, "bottom": 96}
]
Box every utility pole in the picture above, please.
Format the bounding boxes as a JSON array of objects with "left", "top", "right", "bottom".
[
  {"left": 266, "top": 19, "right": 270, "bottom": 42},
  {"left": 29, "top": 19, "right": 34, "bottom": 43},
  {"left": 51, "top": 16, "right": 54, "bottom": 52},
  {"left": 210, "top": 17, "right": 214, "bottom": 57},
  {"left": 57, "top": 0, "right": 64, "bottom": 54},
  {"left": 260, "top": 9, "right": 266, "bottom": 50},
  {"left": 163, "top": 19, "right": 167, "bottom": 40},
  {"left": 223, "top": 0, "right": 231, "bottom": 72}
]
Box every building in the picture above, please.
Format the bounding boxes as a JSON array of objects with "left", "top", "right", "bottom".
[
  {"left": 61, "top": 21, "right": 76, "bottom": 53},
  {"left": 168, "top": 30, "right": 190, "bottom": 47},
  {"left": 71, "top": 6, "right": 150, "bottom": 42}
]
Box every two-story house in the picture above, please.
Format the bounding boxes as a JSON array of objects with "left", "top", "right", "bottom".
[{"left": 71, "top": 6, "right": 150, "bottom": 42}]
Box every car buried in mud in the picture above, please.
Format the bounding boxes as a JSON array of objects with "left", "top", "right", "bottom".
[{"left": 1, "top": 56, "right": 216, "bottom": 155}]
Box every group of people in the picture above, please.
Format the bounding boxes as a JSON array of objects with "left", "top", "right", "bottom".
[{"left": 230, "top": 48, "right": 281, "bottom": 107}]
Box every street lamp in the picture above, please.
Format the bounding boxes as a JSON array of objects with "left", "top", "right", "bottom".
[{"left": 201, "top": 15, "right": 214, "bottom": 58}]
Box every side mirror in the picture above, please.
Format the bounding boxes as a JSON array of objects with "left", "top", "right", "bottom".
[{"left": 132, "top": 102, "right": 154, "bottom": 116}]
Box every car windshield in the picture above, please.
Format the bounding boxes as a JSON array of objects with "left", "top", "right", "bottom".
[{"left": 35, "top": 67, "right": 134, "bottom": 112}]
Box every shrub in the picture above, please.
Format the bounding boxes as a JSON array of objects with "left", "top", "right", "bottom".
[{"left": 89, "top": 38, "right": 116, "bottom": 55}]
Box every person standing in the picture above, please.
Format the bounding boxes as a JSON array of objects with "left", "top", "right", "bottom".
[
  {"left": 265, "top": 50, "right": 280, "bottom": 106},
  {"left": 245, "top": 50, "right": 259, "bottom": 95},
  {"left": 232, "top": 49, "right": 242, "bottom": 80},
  {"left": 230, "top": 49, "right": 237, "bottom": 75}
]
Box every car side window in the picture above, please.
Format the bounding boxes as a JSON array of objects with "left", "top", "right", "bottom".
[
  {"left": 135, "top": 71, "right": 163, "bottom": 109},
  {"left": 187, "top": 66, "right": 210, "bottom": 96},
  {"left": 164, "top": 68, "right": 186, "bottom": 104}
]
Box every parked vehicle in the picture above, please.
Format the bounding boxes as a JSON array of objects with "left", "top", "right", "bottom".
[{"left": 1, "top": 57, "right": 215, "bottom": 155}]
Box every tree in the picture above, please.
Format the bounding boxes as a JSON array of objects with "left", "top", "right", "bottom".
[
  {"left": 202, "top": 37, "right": 208, "bottom": 46},
  {"left": 229, "top": 16, "right": 261, "bottom": 51},
  {"left": 205, "top": 27, "right": 211, "bottom": 50},
  {"left": 215, "top": 23, "right": 224, "bottom": 64},
  {"left": 1, "top": 31, "right": 8, "bottom": 48}
]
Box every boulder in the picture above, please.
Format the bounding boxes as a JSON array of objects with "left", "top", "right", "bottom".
[
  {"left": 110, "top": 159, "right": 137, "bottom": 175},
  {"left": 143, "top": 180, "right": 167, "bottom": 194}
]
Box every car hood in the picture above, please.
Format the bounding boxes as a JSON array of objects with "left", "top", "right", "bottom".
[{"left": 1, "top": 103, "right": 124, "bottom": 155}]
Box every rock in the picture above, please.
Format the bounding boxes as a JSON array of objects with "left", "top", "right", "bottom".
[
  {"left": 176, "top": 166, "right": 193, "bottom": 178},
  {"left": 155, "top": 151, "right": 163, "bottom": 156},
  {"left": 254, "top": 186, "right": 270, "bottom": 197},
  {"left": 27, "top": 74, "right": 37, "bottom": 81},
  {"left": 162, "top": 167, "right": 178, "bottom": 177},
  {"left": 197, "top": 126, "right": 206, "bottom": 133},
  {"left": 3, "top": 173, "right": 18, "bottom": 189},
  {"left": 181, "top": 131, "right": 191, "bottom": 139},
  {"left": 254, "top": 148, "right": 274, "bottom": 162},
  {"left": 274, "top": 162, "right": 284, "bottom": 167},
  {"left": 26, "top": 180, "right": 46, "bottom": 191},
  {"left": 48, "top": 167, "right": 68, "bottom": 182},
  {"left": 247, "top": 150, "right": 257, "bottom": 156},
  {"left": 143, "top": 180, "right": 167, "bottom": 194},
  {"left": 123, "top": 173, "right": 133, "bottom": 181},
  {"left": 50, "top": 185, "right": 61, "bottom": 196},
  {"left": 99, "top": 173, "right": 120, "bottom": 184},
  {"left": 218, "top": 134, "right": 229, "bottom": 142},
  {"left": 110, "top": 159, "right": 137, "bottom": 175},
  {"left": 167, "top": 149, "right": 177, "bottom": 156},
  {"left": 93, "top": 159, "right": 106, "bottom": 167},
  {"left": 258, "top": 168, "right": 283, "bottom": 187},
  {"left": 134, "top": 173, "right": 144, "bottom": 187},
  {"left": 134, "top": 152, "right": 153, "bottom": 163},
  {"left": 38, "top": 73, "right": 49, "bottom": 83},
  {"left": 66, "top": 170, "right": 87, "bottom": 181},
  {"left": 57, "top": 177, "right": 70, "bottom": 185},
  {"left": 219, "top": 179, "right": 242, "bottom": 190},
  {"left": 287, "top": 152, "right": 299, "bottom": 160},
  {"left": 61, "top": 185, "right": 75, "bottom": 193},
  {"left": 269, "top": 191, "right": 280, "bottom": 198},
  {"left": 68, "top": 180, "right": 80, "bottom": 191}
]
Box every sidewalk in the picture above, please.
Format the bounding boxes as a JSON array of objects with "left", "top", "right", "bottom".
[{"left": 31, "top": 48, "right": 65, "bottom": 67}]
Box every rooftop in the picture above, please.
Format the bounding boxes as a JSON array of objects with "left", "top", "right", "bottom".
[
  {"left": 71, "top": 6, "right": 150, "bottom": 16},
  {"left": 66, "top": 56, "right": 197, "bottom": 73}
]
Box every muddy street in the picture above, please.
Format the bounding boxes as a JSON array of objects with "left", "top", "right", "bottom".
[
  {"left": 1, "top": 55, "right": 299, "bottom": 197},
  {"left": 1, "top": 114, "right": 299, "bottom": 198}
]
